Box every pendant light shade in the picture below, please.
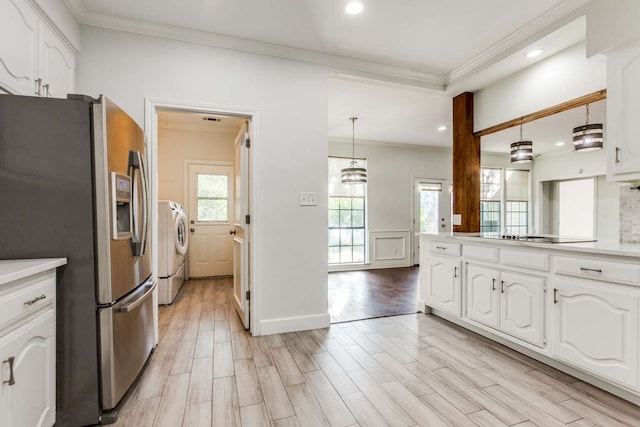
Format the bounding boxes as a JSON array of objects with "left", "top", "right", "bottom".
[
  {"left": 341, "top": 116, "right": 367, "bottom": 184},
  {"left": 573, "top": 104, "right": 603, "bottom": 152},
  {"left": 510, "top": 124, "right": 533, "bottom": 163}
]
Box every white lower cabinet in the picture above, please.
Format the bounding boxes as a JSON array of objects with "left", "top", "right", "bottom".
[
  {"left": 466, "top": 264, "right": 546, "bottom": 347},
  {"left": 466, "top": 264, "right": 500, "bottom": 329},
  {"left": 552, "top": 279, "right": 639, "bottom": 390},
  {"left": 0, "top": 310, "right": 55, "bottom": 427},
  {"left": 427, "top": 255, "right": 461, "bottom": 316}
]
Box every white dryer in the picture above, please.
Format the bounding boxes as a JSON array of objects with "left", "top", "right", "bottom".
[{"left": 158, "top": 200, "right": 188, "bottom": 304}]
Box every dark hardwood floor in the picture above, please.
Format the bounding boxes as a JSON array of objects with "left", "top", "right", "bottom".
[{"left": 328, "top": 267, "right": 419, "bottom": 323}]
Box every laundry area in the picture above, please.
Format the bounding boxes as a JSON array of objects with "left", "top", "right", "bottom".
[{"left": 156, "top": 110, "right": 249, "bottom": 307}]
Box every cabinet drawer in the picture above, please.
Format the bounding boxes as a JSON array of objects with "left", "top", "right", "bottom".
[
  {"left": 428, "top": 241, "right": 461, "bottom": 257},
  {"left": 0, "top": 270, "right": 55, "bottom": 329},
  {"left": 502, "top": 249, "right": 549, "bottom": 271},
  {"left": 464, "top": 245, "right": 498, "bottom": 263},
  {"left": 555, "top": 256, "right": 640, "bottom": 284}
]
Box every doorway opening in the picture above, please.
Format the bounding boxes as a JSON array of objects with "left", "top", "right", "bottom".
[
  {"left": 412, "top": 178, "right": 452, "bottom": 265},
  {"left": 146, "top": 99, "right": 256, "bottom": 333}
]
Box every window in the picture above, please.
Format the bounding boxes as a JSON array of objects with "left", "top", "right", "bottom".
[
  {"left": 505, "top": 170, "right": 529, "bottom": 235},
  {"left": 480, "top": 168, "right": 501, "bottom": 233},
  {"left": 328, "top": 157, "right": 367, "bottom": 264},
  {"left": 197, "top": 173, "right": 229, "bottom": 222},
  {"left": 418, "top": 182, "right": 443, "bottom": 234},
  {"left": 480, "top": 167, "right": 530, "bottom": 235}
]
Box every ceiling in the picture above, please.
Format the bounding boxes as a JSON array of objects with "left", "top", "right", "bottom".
[{"left": 67, "top": 0, "right": 593, "bottom": 153}]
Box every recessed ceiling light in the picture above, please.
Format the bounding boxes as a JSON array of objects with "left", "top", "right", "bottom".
[
  {"left": 437, "top": 125, "right": 447, "bottom": 131},
  {"left": 345, "top": 1, "right": 364, "bottom": 15},
  {"left": 526, "top": 49, "right": 544, "bottom": 58},
  {"left": 555, "top": 141, "right": 565, "bottom": 146}
]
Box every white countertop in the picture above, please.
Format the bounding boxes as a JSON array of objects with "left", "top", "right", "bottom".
[
  {"left": 0, "top": 258, "right": 67, "bottom": 286},
  {"left": 422, "top": 232, "right": 640, "bottom": 258}
]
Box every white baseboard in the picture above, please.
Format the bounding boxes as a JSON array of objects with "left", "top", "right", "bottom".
[
  {"left": 416, "top": 299, "right": 427, "bottom": 313},
  {"left": 259, "top": 312, "right": 331, "bottom": 336}
]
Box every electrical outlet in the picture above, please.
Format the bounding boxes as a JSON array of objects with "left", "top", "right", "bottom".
[
  {"left": 300, "top": 192, "right": 317, "bottom": 206},
  {"left": 453, "top": 214, "right": 462, "bottom": 226}
]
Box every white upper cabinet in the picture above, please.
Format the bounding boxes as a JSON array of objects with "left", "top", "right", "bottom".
[
  {"left": 607, "top": 40, "right": 640, "bottom": 181},
  {"left": 0, "top": 0, "right": 39, "bottom": 95},
  {"left": 38, "top": 22, "right": 74, "bottom": 98},
  {"left": 0, "top": 0, "right": 75, "bottom": 98}
]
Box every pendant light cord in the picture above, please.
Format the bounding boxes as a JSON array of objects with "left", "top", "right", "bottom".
[
  {"left": 585, "top": 104, "right": 590, "bottom": 126},
  {"left": 350, "top": 117, "right": 357, "bottom": 165}
]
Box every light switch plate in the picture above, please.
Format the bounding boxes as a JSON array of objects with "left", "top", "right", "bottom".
[
  {"left": 300, "top": 192, "right": 317, "bottom": 206},
  {"left": 453, "top": 214, "right": 462, "bottom": 226}
]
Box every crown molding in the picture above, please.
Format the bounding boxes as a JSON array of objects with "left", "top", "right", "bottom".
[
  {"left": 446, "top": 0, "right": 590, "bottom": 89},
  {"left": 65, "top": 0, "right": 588, "bottom": 92},
  {"left": 63, "top": 1, "right": 445, "bottom": 90},
  {"left": 329, "top": 137, "right": 452, "bottom": 153}
]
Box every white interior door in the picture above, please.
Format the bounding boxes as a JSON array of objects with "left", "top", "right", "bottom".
[
  {"left": 413, "top": 179, "right": 452, "bottom": 265},
  {"left": 187, "top": 163, "right": 235, "bottom": 277},
  {"left": 232, "top": 122, "right": 250, "bottom": 328}
]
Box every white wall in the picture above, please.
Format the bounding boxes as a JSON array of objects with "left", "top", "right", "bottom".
[
  {"left": 532, "top": 149, "right": 620, "bottom": 239},
  {"left": 586, "top": 0, "right": 640, "bottom": 56},
  {"left": 76, "top": 26, "right": 330, "bottom": 334},
  {"left": 474, "top": 43, "right": 606, "bottom": 131},
  {"left": 158, "top": 125, "right": 235, "bottom": 204},
  {"left": 329, "top": 141, "right": 452, "bottom": 231}
]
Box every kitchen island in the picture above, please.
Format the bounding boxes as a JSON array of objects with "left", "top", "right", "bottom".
[{"left": 419, "top": 233, "right": 640, "bottom": 405}]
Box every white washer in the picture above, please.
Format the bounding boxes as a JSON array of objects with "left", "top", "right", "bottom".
[{"left": 158, "top": 200, "right": 188, "bottom": 304}]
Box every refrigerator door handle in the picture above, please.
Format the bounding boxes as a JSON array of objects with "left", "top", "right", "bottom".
[
  {"left": 128, "top": 150, "right": 149, "bottom": 256},
  {"left": 114, "top": 280, "right": 155, "bottom": 313}
]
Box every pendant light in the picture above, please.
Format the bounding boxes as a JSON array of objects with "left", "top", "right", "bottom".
[
  {"left": 341, "top": 116, "right": 367, "bottom": 184},
  {"left": 573, "top": 104, "right": 603, "bottom": 152},
  {"left": 510, "top": 124, "right": 533, "bottom": 163}
]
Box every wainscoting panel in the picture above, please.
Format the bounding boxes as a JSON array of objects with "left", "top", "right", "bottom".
[{"left": 370, "top": 230, "right": 412, "bottom": 269}]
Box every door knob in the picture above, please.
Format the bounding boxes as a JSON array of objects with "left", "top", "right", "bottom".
[
  {"left": 190, "top": 220, "right": 195, "bottom": 224},
  {"left": 190, "top": 228, "right": 195, "bottom": 233},
  {"left": 229, "top": 230, "right": 236, "bottom": 235}
]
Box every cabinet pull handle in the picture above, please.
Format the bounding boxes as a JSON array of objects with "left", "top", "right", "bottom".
[
  {"left": 43, "top": 83, "right": 50, "bottom": 97},
  {"left": 580, "top": 267, "right": 602, "bottom": 273},
  {"left": 24, "top": 294, "right": 46, "bottom": 305},
  {"left": 553, "top": 288, "right": 558, "bottom": 304},
  {"left": 492, "top": 278, "right": 496, "bottom": 291},
  {"left": 615, "top": 147, "right": 621, "bottom": 164},
  {"left": 35, "top": 78, "right": 42, "bottom": 96},
  {"left": 453, "top": 267, "right": 458, "bottom": 278},
  {"left": 436, "top": 246, "right": 447, "bottom": 250},
  {"left": 3, "top": 357, "right": 15, "bottom": 386},
  {"left": 501, "top": 280, "right": 505, "bottom": 293}
]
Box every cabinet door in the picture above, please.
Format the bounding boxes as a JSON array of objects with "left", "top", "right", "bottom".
[
  {"left": 500, "top": 272, "right": 545, "bottom": 347},
  {"left": 466, "top": 264, "right": 500, "bottom": 329},
  {"left": 0, "top": 0, "right": 39, "bottom": 95},
  {"left": 428, "top": 255, "right": 461, "bottom": 317},
  {"left": 0, "top": 310, "right": 55, "bottom": 427},
  {"left": 607, "top": 41, "right": 640, "bottom": 179},
  {"left": 38, "top": 22, "right": 74, "bottom": 99},
  {"left": 552, "top": 280, "right": 639, "bottom": 389}
]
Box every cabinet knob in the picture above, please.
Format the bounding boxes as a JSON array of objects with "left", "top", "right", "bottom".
[{"left": 3, "top": 356, "right": 15, "bottom": 386}]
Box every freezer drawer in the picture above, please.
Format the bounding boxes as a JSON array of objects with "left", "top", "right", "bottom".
[{"left": 98, "top": 278, "right": 155, "bottom": 410}]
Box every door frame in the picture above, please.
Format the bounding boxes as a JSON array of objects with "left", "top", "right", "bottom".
[
  {"left": 411, "top": 177, "right": 451, "bottom": 265},
  {"left": 183, "top": 160, "right": 235, "bottom": 279},
  {"left": 145, "top": 98, "right": 260, "bottom": 337}
]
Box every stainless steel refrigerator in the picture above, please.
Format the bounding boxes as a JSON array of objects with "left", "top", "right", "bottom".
[{"left": 0, "top": 94, "right": 155, "bottom": 425}]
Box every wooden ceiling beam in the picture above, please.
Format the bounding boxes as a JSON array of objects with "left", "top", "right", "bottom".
[{"left": 474, "top": 89, "right": 607, "bottom": 138}]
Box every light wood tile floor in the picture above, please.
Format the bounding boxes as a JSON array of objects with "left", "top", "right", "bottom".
[{"left": 114, "top": 278, "right": 640, "bottom": 426}]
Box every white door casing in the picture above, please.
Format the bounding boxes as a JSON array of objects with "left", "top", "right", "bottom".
[
  {"left": 232, "top": 122, "right": 250, "bottom": 329},
  {"left": 187, "top": 163, "right": 235, "bottom": 278}
]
